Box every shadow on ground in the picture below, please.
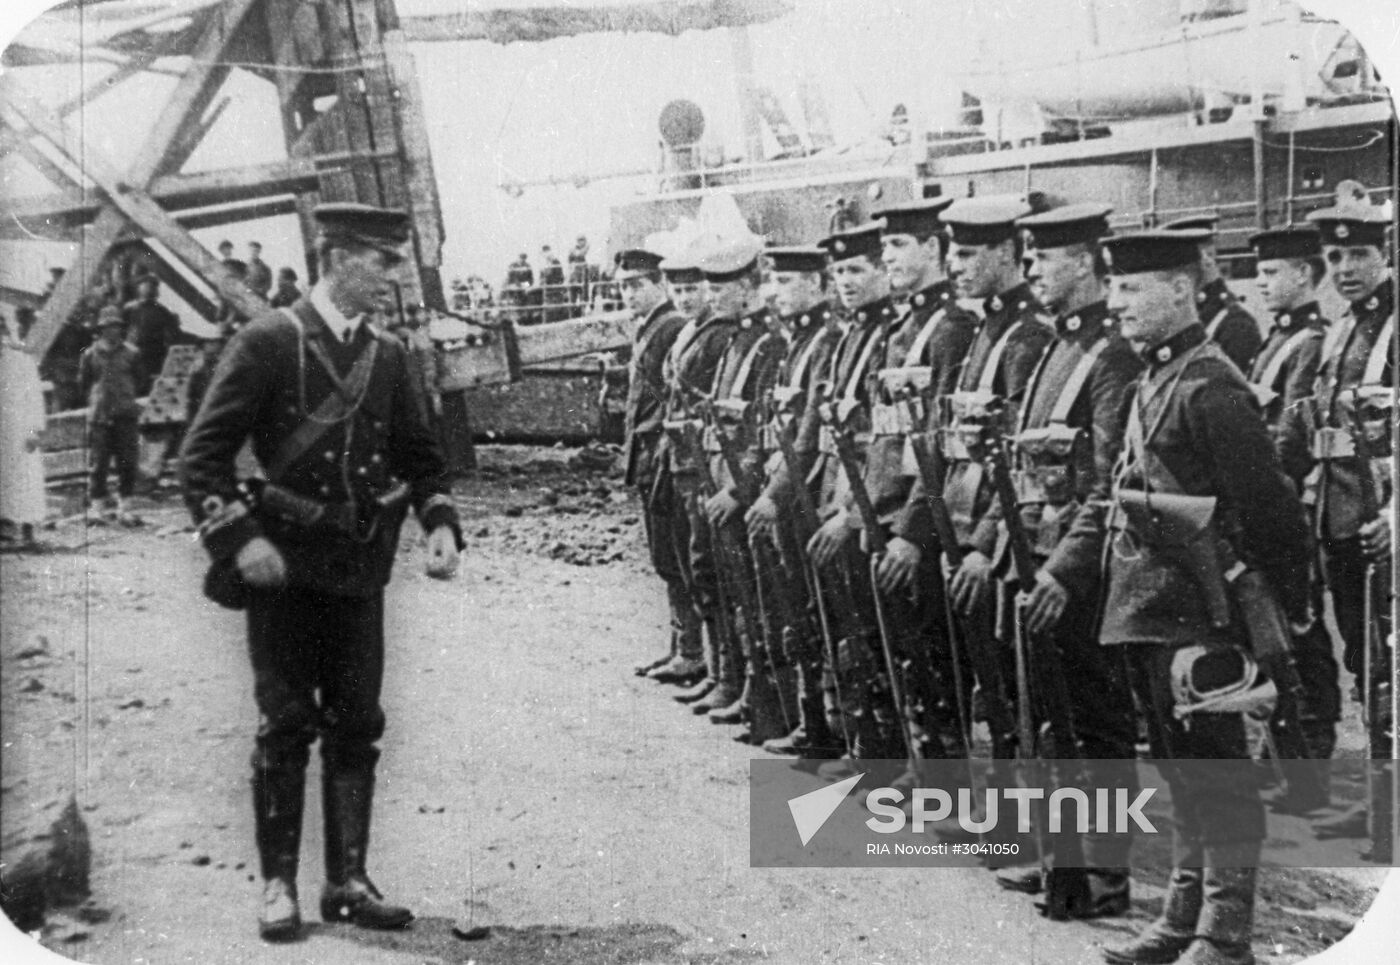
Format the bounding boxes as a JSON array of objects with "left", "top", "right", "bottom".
[{"left": 327, "top": 918, "right": 762, "bottom": 964}]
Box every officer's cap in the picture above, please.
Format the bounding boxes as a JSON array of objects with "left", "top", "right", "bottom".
[
  {"left": 942, "top": 195, "right": 1034, "bottom": 246},
  {"left": 313, "top": 202, "right": 412, "bottom": 258},
  {"left": 1101, "top": 230, "right": 1210, "bottom": 275},
  {"left": 1249, "top": 226, "right": 1322, "bottom": 262},
  {"left": 1018, "top": 202, "right": 1114, "bottom": 249},
  {"left": 697, "top": 238, "right": 764, "bottom": 282},
  {"left": 872, "top": 197, "right": 956, "bottom": 241},
  {"left": 765, "top": 246, "right": 828, "bottom": 274},
  {"left": 1305, "top": 205, "right": 1389, "bottom": 249},
  {"left": 1161, "top": 214, "right": 1219, "bottom": 234},
  {"left": 818, "top": 223, "right": 883, "bottom": 263},
  {"left": 614, "top": 249, "right": 665, "bottom": 276}
]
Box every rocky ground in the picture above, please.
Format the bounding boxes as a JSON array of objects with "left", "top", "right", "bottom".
[{"left": 0, "top": 445, "right": 1392, "bottom": 964}]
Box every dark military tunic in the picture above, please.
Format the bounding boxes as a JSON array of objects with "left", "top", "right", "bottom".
[
  {"left": 1247, "top": 301, "right": 1327, "bottom": 459},
  {"left": 624, "top": 298, "right": 688, "bottom": 488},
  {"left": 1197, "top": 276, "right": 1263, "bottom": 374},
  {"left": 934, "top": 282, "right": 1054, "bottom": 554}
]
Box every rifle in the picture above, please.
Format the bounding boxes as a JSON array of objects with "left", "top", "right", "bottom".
[
  {"left": 1346, "top": 387, "right": 1396, "bottom": 856},
  {"left": 770, "top": 389, "right": 853, "bottom": 749},
  {"left": 896, "top": 383, "right": 1015, "bottom": 758},
  {"left": 707, "top": 399, "right": 796, "bottom": 736},
  {"left": 818, "top": 399, "right": 922, "bottom": 762}
]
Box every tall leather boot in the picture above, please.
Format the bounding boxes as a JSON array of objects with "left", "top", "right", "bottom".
[
  {"left": 320, "top": 767, "right": 413, "bottom": 930},
  {"left": 745, "top": 665, "right": 798, "bottom": 745},
  {"left": 1102, "top": 863, "right": 1203, "bottom": 964},
  {"left": 252, "top": 767, "right": 305, "bottom": 941},
  {"left": 1178, "top": 844, "right": 1259, "bottom": 965}
]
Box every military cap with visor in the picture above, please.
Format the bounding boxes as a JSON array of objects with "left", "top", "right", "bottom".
[
  {"left": 872, "top": 196, "right": 956, "bottom": 241},
  {"left": 1248, "top": 226, "right": 1322, "bottom": 261},
  {"left": 1100, "top": 229, "right": 1210, "bottom": 274},
  {"left": 764, "top": 246, "right": 828, "bottom": 274},
  {"left": 697, "top": 238, "right": 764, "bottom": 282},
  {"left": 313, "top": 202, "right": 412, "bottom": 258},
  {"left": 817, "top": 222, "right": 883, "bottom": 263},
  {"left": 942, "top": 195, "right": 1035, "bottom": 246},
  {"left": 1018, "top": 202, "right": 1114, "bottom": 249},
  {"left": 1305, "top": 204, "right": 1389, "bottom": 249},
  {"left": 614, "top": 248, "right": 665, "bottom": 276}
]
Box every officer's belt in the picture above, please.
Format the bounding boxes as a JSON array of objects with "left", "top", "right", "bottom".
[{"left": 256, "top": 479, "right": 410, "bottom": 540}]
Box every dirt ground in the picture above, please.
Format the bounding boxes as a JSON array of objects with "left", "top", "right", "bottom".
[{"left": 0, "top": 445, "right": 1392, "bottom": 964}]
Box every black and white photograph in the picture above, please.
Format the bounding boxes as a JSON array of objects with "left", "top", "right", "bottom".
[{"left": 0, "top": 1, "right": 1397, "bottom": 963}]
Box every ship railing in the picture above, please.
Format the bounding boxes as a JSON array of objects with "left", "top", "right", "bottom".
[
  {"left": 492, "top": 277, "right": 621, "bottom": 326},
  {"left": 658, "top": 141, "right": 916, "bottom": 191}
]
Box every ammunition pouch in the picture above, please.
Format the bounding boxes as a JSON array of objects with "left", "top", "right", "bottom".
[
  {"left": 663, "top": 418, "right": 707, "bottom": 471},
  {"left": 1310, "top": 426, "right": 1355, "bottom": 460},
  {"left": 937, "top": 390, "right": 1015, "bottom": 461},
  {"left": 869, "top": 401, "right": 917, "bottom": 436},
  {"left": 1013, "top": 425, "right": 1083, "bottom": 507},
  {"left": 1112, "top": 489, "right": 1232, "bottom": 628}
]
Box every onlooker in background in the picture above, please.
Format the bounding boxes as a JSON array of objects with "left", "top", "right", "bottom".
[
  {"left": 218, "top": 239, "right": 236, "bottom": 268},
  {"left": 218, "top": 259, "right": 251, "bottom": 336},
  {"left": 506, "top": 252, "right": 533, "bottom": 289},
  {"left": 44, "top": 291, "right": 102, "bottom": 410},
  {"left": 541, "top": 245, "right": 567, "bottom": 321},
  {"left": 246, "top": 241, "right": 273, "bottom": 299},
  {"left": 124, "top": 274, "right": 182, "bottom": 392},
  {"left": 79, "top": 305, "right": 145, "bottom": 523},
  {"left": 270, "top": 267, "right": 302, "bottom": 308},
  {"left": 1, "top": 315, "right": 47, "bottom": 546},
  {"left": 42, "top": 266, "right": 66, "bottom": 300}
]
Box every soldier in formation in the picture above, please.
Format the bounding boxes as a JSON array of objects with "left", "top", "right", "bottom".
[{"left": 621, "top": 186, "right": 1395, "bottom": 965}]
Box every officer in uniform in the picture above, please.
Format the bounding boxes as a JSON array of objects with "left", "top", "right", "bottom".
[
  {"left": 1097, "top": 230, "right": 1311, "bottom": 965},
  {"left": 985, "top": 203, "right": 1141, "bottom": 916},
  {"left": 928, "top": 197, "right": 1055, "bottom": 766},
  {"left": 1161, "top": 215, "right": 1263, "bottom": 373},
  {"left": 616, "top": 249, "right": 701, "bottom": 679},
  {"left": 1287, "top": 203, "right": 1394, "bottom": 851},
  {"left": 181, "top": 203, "right": 463, "bottom": 941},
  {"left": 747, "top": 247, "right": 842, "bottom": 757},
  {"left": 1247, "top": 226, "right": 1340, "bottom": 813}
]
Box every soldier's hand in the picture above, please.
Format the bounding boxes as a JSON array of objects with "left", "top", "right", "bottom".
[
  {"left": 949, "top": 550, "right": 992, "bottom": 616},
  {"left": 706, "top": 489, "right": 742, "bottom": 529},
  {"left": 877, "top": 537, "right": 921, "bottom": 596},
  {"left": 235, "top": 537, "right": 287, "bottom": 589},
  {"left": 745, "top": 494, "right": 780, "bottom": 543},
  {"left": 425, "top": 525, "right": 460, "bottom": 579},
  {"left": 1360, "top": 513, "right": 1391, "bottom": 561},
  {"left": 1022, "top": 570, "right": 1069, "bottom": 635},
  {"left": 807, "top": 510, "right": 853, "bottom": 569}
]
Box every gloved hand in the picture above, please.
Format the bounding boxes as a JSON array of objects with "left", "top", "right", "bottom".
[
  {"left": 236, "top": 537, "right": 287, "bottom": 589},
  {"left": 425, "top": 525, "right": 460, "bottom": 579}
]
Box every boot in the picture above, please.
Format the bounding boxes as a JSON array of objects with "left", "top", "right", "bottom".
[
  {"left": 252, "top": 767, "right": 305, "bottom": 942},
  {"left": 638, "top": 584, "right": 689, "bottom": 675},
  {"left": 1182, "top": 846, "right": 1258, "bottom": 965},
  {"left": 1038, "top": 869, "right": 1130, "bottom": 920},
  {"left": 320, "top": 768, "right": 413, "bottom": 930},
  {"left": 1102, "top": 865, "right": 1202, "bottom": 964},
  {"left": 647, "top": 653, "right": 706, "bottom": 686},
  {"left": 709, "top": 669, "right": 752, "bottom": 725},
  {"left": 673, "top": 677, "right": 715, "bottom": 705},
  {"left": 747, "top": 666, "right": 797, "bottom": 745},
  {"left": 693, "top": 624, "right": 743, "bottom": 713},
  {"left": 1311, "top": 801, "right": 1368, "bottom": 839},
  {"left": 762, "top": 726, "right": 806, "bottom": 756}
]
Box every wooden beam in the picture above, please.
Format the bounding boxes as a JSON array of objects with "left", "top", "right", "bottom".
[
  {"left": 1, "top": 158, "right": 322, "bottom": 225},
  {"left": 19, "top": 0, "right": 260, "bottom": 362},
  {"left": 439, "top": 312, "right": 639, "bottom": 392},
  {"left": 400, "top": 0, "right": 795, "bottom": 44}
]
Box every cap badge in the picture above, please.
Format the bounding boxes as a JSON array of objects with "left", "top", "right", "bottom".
[
  {"left": 834, "top": 239, "right": 847, "bottom": 253},
  {"left": 1065, "top": 316, "right": 1081, "bottom": 332},
  {"left": 1335, "top": 223, "right": 1350, "bottom": 240},
  {"left": 1156, "top": 345, "right": 1173, "bottom": 364}
]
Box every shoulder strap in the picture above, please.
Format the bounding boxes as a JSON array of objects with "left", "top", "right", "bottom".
[
  {"left": 788, "top": 327, "right": 825, "bottom": 390},
  {"left": 975, "top": 319, "right": 1024, "bottom": 394},
  {"left": 1048, "top": 337, "right": 1111, "bottom": 424},
  {"left": 264, "top": 309, "right": 380, "bottom": 482},
  {"left": 1364, "top": 312, "right": 1395, "bottom": 384},
  {"left": 729, "top": 332, "right": 772, "bottom": 399},
  {"left": 1204, "top": 306, "right": 1229, "bottom": 340},
  {"left": 1253, "top": 326, "right": 1317, "bottom": 393},
  {"left": 903, "top": 306, "right": 947, "bottom": 366},
  {"left": 840, "top": 323, "right": 887, "bottom": 404}
]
